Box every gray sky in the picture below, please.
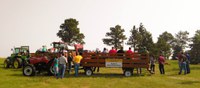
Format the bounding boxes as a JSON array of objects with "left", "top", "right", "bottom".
[{"left": 0, "top": 0, "right": 200, "bottom": 57}]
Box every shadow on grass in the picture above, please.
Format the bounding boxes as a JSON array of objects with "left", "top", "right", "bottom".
[
  {"left": 190, "top": 66, "right": 200, "bottom": 70},
  {"left": 178, "top": 81, "right": 200, "bottom": 85},
  {"left": 64, "top": 72, "right": 152, "bottom": 78},
  {"left": 8, "top": 71, "right": 151, "bottom": 78},
  {"left": 8, "top": 73, "right": 24, "bottom": 77},
  {"left": 171, "top": 66, "right": 200, "bottom": 71}
]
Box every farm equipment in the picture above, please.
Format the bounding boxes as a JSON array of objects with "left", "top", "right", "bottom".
[
  {"left": 23, "top": 42, "right": 83, "bottom": 76},
  {"left": 4, "top": 46, "right": 30, "bottom": 69},
  {"left": 81, "top": 52, "right": 150, "bottom": 77}
]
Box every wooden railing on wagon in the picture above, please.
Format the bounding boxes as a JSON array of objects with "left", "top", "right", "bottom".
[{"left": 81, "top": 52, "right": 150, "bottom": 68}]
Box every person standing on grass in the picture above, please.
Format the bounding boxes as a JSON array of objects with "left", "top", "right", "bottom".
[
  {"left": 150, "top": 54, "right": 156, "bottom": 74},
  {"left": 58, "top": 53, "right": 67, "bottom": 79},
  {"left": 178, "top": 52, "right": 187, "bottom": 75},
  {"left": 67, "top": 52, "right": 73, "bottom": 74},
  {"left": 185, "top": 52, "right": 191, "bottom": 74},
  {"left": 73, "top": 52, "right": 83, "bottom": 76},
  {"left": 53, "top": 56, "right": 59, "bottom": 79},
  {"left": 158, "top": 53, "right": 165, "bottom": 74}
]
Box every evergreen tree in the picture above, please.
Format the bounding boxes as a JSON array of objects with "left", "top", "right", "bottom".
[
  {"left": 57, "top": 18, "right": 85, "bottom": 46},
  {"left": 190, "top": 30, "right": 200, "bottom": 64},
  {"left": 103, "top": 25, "right": 127, "bottom": 49}
]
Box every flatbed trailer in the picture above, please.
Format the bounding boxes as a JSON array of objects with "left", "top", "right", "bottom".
[{"left": 81, "top": 52, "right": 151, "bottom": 76}]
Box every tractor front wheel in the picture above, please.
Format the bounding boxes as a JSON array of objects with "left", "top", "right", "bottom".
[
  {"left": 23, "top": 64, "right": 36, "bottom": 76},
  {"left": 13, "top": 58, "right": 22, "bottom": 69},
  {"left": 4, "top": 59, "right": 10, "bottom": 68},
  {"left": 13, "top": 59, "right": 19, "bottom": 69}
]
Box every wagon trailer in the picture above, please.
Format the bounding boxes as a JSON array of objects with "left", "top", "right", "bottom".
[{"left": 81, "top": 52, "right": 151, "bottom": 77}]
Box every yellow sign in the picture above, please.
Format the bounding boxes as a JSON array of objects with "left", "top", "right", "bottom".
[{"left": 105, "top": 59, "right": 122, "bottom": 62}]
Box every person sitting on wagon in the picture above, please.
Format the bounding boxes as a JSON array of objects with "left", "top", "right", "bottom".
[
  {"left": 117, "top": 47, "right": 125, "bottom": 57},
  {"left": 126, "top": 47, "right": 134, "bottom": 59},
  {"left": 102, "top": 48, "right": 108, "bottom": 53},
  {"left": 42, "top": 45, "right": 47, "bottom": 52},
  {"left": 109, "top": 47, "right": 117, "bottom": 54}
]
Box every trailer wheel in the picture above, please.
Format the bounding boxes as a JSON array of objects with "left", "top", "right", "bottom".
[
  {"left": 124, "top": 70, "right": 132, "bottom": 77},
  {"left": 23, "top": 64, "right": 36, "bottom": 76},
  {"left": 4, "top": 59, "right": 10, "bottom": 68},
  {"left": 85, "top": 68, "right": 93, "bottom": 76}
]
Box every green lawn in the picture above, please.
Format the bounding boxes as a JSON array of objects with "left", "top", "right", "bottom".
[{"left": 0, "top": 58, "right": 200, "bottom": 88}]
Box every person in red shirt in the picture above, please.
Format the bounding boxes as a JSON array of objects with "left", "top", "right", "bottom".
[
  {"left": 158, "top": 54, "right": 165, "bottom": 74},
  {"left": 126, "top": 47, "right": 134, "bottom": 59},
  {"left": 126, "top": 47, "right": 133, "bottom": 54},
  {"left": 109, "top": 47, "right": 117, "bottom": 54}
]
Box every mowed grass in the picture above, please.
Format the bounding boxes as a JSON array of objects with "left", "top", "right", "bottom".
[{"left": 0, "top": 58, "right": 200, "bottom": 88}]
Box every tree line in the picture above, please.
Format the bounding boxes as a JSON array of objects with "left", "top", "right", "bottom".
[{"left": 57, "top": 18, "right": 200, "bottom": 64}]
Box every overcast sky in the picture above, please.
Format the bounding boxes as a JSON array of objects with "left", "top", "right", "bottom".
[{"left": 0, "top": 0, "right": 200, "bottom": 57}]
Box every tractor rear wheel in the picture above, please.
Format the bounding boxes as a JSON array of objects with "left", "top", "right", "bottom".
[
  {"left": 47, "top": 59, "right": 55, "bottom": 76},
  {"left": 48, "top": 65, "right": 54, "bottom": 75},
  {"left": 4, "top": 59, "right": 10, "bottom": 68},
  {"left": 13, "top": 58, "right": 21, "bottom": 69},
  {"left": 23, "top": 64, "right": 36, "bottom": 76}
]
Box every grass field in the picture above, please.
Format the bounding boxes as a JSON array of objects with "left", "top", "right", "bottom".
[{"left": 0, "top": 58, "right": 200, "bottom": 88}]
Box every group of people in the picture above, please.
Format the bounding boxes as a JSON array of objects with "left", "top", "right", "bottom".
[
  {"left": 53, "top": 52, "right": 83, "bottom": 79},
  {"left": 177, "top": 51, "right": 190, "bottom": 75},
  {"left": 52, "top": 47, "right": 191, "bottom": 78},
  {"left": 149, "top": 53, "right": 165, "bottom": 74},
  {"left": 149, "top": 51, "right": 191, "bottom": 75},
  {"left": 107, "top": 47, "right": 148, "bottom": 75}
]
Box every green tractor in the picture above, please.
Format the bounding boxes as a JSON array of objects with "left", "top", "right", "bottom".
[{"left": 4, "top": 46, "right": 30, "bottom": 69}]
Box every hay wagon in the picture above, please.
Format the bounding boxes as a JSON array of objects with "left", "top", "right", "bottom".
[{"left": 81, "top": 52, "right": 150, "bottom": 76}]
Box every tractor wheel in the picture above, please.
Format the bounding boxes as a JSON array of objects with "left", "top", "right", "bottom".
[
  {"left": 4, "top": 59, "right": 10, "bottom": 68},
  {"left": 85, "top": 68, "right": 93, "bottom": 76},
  {"left": 23, "top": 64, "right": 36, "bottom": 76},
  {"left": 13, "top": 58, "right": 21, "bottom": 69},
  {"left": 48, "top": 65, "right": 54, "bottom": 76},
  {"left": 47, "top": 59, "right": 55, "bottom": 76},
  {"left": 124, "top": 70, "right": 132, "bottom": 77}
]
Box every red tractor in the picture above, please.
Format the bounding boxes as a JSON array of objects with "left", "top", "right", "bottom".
[{"left": 23, "top": 42, "right": 83, "bottom": 76}]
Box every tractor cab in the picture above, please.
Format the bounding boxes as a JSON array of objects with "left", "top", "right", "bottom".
[
  {"left": 11, "top": 47, "right": 21, "bottom": 57},
  {"left": 11, "top": 46, "right": 30, "bottom": 58},
  {"left": 50, "top": 42, "right": 67, "bottom": 53}
]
